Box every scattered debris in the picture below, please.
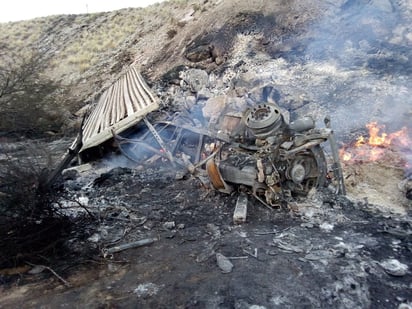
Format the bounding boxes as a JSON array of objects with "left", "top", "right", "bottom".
[
  {"left": 233, "top": 193, "right": 248, "bottom": 224},
  {"left": 133, "top": 283, "right": 162, "bottom": 298},
  {"left": 216, "top": 253, "right": 234, "bottom": 273},
  {"left": 102, "top": 238, "right": 158, "bottom": 257},
  {"left": 272, "top": 240, "right": 305, "bottom": 253},
  {"left": 3, "top": 2, "right": 411, "bottom": 307},
  {"left": 319, "top": 222, "right": 334, "bottom": 232},
  {"left": 25, "top": 262, "right": 71, "bottom": 288},
  {"left": 379, "top": 259, "right": 409, "bottom": 277},
  {"left": 163, "top": 221, "right": 176, "bottom": 230},
  {"left": 243, "top": 248, "right": 258, "bottom": 259},
  {"left": 196, "top": 242, "right": 217, "bottom": 263},
  {"left": 206, "top": 223, "right": 221, "bottom": 239}
]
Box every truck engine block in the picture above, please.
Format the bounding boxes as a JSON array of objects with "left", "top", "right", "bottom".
[{"left": 206, "top": 103, "right": 335, "bottom": 206}]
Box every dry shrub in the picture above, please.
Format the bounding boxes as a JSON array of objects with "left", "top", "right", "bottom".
[
  {"left": 0, "top": 47, "right": 66, "bottom": 137},
  {"left": 0, "top": 144, "right": 72, "bottom": 268}
]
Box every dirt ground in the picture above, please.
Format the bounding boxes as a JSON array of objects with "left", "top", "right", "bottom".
[{"left": 0, "top": 161, "right": 411, "bottom": 308}]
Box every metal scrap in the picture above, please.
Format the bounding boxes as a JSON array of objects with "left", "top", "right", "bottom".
[
  {"left": 103, "top": 237, "right": 158, "bottom": 257},
  {"left": 272, "top": 240, "right": 305, "bottom": 253},
  {"left": 233, "top": 193, "right": 248, "bottom": 224}
]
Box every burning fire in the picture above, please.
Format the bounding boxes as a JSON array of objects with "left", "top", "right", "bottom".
[{"left": 340, "top": 122, "right": 410, "bottom": 164}]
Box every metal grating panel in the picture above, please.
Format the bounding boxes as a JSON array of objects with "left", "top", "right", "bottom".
[{"left": 80, "top": 66, "right": 159, "bottom": 152}]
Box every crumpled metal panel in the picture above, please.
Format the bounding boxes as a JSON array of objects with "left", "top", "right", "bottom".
[{"left": 80, "top": 65, "right": 159, "bottom": 152}]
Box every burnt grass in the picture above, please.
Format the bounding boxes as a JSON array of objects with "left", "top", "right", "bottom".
[{"left": 2, "top": 165, "right": 409, "bottom": 308}]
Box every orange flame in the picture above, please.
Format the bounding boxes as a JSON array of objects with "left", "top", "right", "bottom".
[{"left": 340, "top": 122, "right": 410, "bottom": 164}]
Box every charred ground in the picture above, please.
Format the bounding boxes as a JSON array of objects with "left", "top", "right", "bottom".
[{"left": 1, "top": 165, "right": 411, "bottom": 308}]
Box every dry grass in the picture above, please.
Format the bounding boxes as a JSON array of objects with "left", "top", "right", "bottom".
[{"left": 0, "top": 0, "right": 210, "bottom": 86}]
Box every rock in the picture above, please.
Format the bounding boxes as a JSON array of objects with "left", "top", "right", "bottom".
[
  {"left": 161, "top": 65, "right": 188, "bottom": 85},
  {"left": 62, "top": 169, "right": 79, "bottom": 180},
  {"left": 87, "top": 233, "right": 100, "bottom": 243},
  {"left": 65, "top": 180, "right": 83, "bottom": 191},
  {"left": 179, "top": 8, "right": 195, "bottom": 24},
  {"left": 196, "top": 87, "right": 212, "bottom": 101},
  {"left": 78, "top": 196, "right": 89, "bottom": 206},
  {"left": 210, "top": 44, "right": 226, "bottom": 65},
  {"left": 133, "top": 283, "right": 161, "bottom": 298},
  {"left": 379, "top": 259, "right": 408, "bottom": 276},
  {"left": 248, "top": 85, "right": 281, "bottom": 104},
  {"left": 216, "top": 253, "right": 233, "bottom": 273},
  {"left": 215, "top": 56, "right": 225, "bottom": 65},
  {"left": 180, "top": 69, "right": 209, "bottom": 93},
  {"left": 202, "top": 95, "right": 227, "bottom": 123},
  {"left": 185, "top": 45, "right": 212, "bottom": 62},
  {"left": 163, "top": 221, "right": 176, "bottom": 230},
  {"left": 184, "top": 95, "right": 197, "bottom": 109},
  {"left": 206, "top": 223, "right": 221, "bottom": 239},
  {"left": 319, "top": 222, "right": 334, "bottom": 232}
]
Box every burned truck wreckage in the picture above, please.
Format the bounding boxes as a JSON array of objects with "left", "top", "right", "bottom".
[
  {"left": 52, "top": 65, "right": 345, "bottom": 211},
  {"left": 115, "top": 103, "right": 345, "bottom": 207}
]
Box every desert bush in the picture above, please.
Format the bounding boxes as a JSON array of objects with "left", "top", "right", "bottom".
[
  {"left": 167, "top": 28, "right": 178, "bottom": 39},
  {"left": 0, "top": 20, "right": 43, "bottom": 51},
  {"left": 0, "top": 144, "right": 71, "bottom": 268},
  {"left": 0, "top": 46, "right": 65, "bottom": 136}
]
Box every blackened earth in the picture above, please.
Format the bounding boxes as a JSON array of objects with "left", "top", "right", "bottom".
[{"left": 1, "top": 165, "right": 410, "bottom": 309}]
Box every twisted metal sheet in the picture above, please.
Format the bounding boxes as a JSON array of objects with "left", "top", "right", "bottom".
[{"left": 80, "top": 65, "right": 159, "bottom": 152}]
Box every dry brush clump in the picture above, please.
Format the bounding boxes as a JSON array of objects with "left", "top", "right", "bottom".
[
  {"left": 0, "top": 46, "right": 93, "bottom": 268},
  {"left": 0, "top": 46, "right": 68, "bottom": 137},
  {"left": 0, "top": 145, "right": 72, "bottom": 268},
  {"left": 0, "top": 19, "right": 44, "bottom": 51}
]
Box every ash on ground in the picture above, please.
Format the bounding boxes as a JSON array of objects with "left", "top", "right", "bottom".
[{"left": 1, "top": 160, "right": 411, "bottom": 308}]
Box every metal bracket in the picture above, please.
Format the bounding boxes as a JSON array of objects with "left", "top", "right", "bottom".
[{"left": 324, "top": 115, "right": 346, "bottom": 195}]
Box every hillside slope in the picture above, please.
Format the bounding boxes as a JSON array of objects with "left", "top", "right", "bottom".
[
  {"left": 0, "top": 0, "right": 324, "bottom": 130},
  {"left": 1, "top": 0, "right": 411, "bottom": 134}
]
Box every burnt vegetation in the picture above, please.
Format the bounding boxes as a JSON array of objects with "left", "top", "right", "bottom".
[
  {"left": 0, "top": 146, "right": 69, "bottom": 269},
  {"left": 0, "top": 47, "right": 90, "bottom": 270}
]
